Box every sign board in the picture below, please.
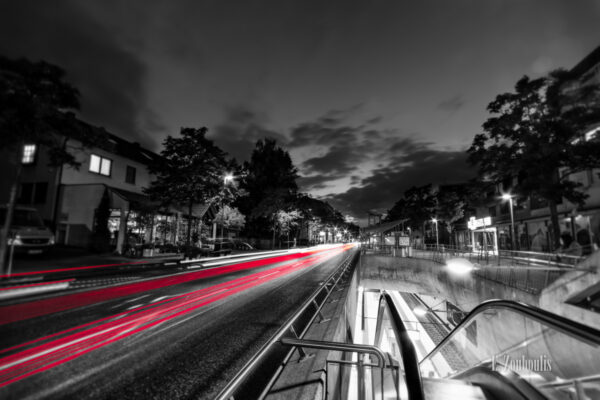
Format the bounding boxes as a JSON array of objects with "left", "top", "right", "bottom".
[
  {"left": 468, "top": 216, "right": 492, "bottom": 230},
  {"left": 398, "top": 236, "right": 410, "bottom": 247}
]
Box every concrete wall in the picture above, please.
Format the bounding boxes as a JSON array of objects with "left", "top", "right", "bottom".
[{"left": 358, "top": 255, "right": 540, "bottom": 312}]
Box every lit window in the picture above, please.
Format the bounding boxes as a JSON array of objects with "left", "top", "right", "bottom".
[
  {"left": 89, "top": 154, "right": 112, "bottom": 176},
  {"left": 22, "top": 144, "right": 36, "bottom": 164}
]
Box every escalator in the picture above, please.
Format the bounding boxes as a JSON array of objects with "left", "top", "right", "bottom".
[{"left": 375, "top": 294, "right": 600, "bottom": 400}]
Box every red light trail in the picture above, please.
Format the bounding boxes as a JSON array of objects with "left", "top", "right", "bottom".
[{"left": 0, "top": 245, "right": 353, "bottom": 388}]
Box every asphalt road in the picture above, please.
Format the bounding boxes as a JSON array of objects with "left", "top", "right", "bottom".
[{"left": 0, "top": 245, "right": 356, "bottom": 400}]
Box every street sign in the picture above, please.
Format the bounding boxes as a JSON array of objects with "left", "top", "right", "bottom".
[
  {"left": 398, "top": 236, "right": 410, "bottom": 246},
  {"left": 468, "top": 216, "right": 491, "bottom": 230}
]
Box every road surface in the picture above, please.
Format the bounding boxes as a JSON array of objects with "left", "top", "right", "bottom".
[{"left": 0, "top": 244, "right": 356, "bottom": 399}]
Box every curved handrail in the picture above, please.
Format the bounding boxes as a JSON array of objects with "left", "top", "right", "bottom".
[
  {"left": 421, "top": 299, "right": 600, "bottom": 367},
  {"left": 377, "top": 292, "right": 425, "bottom": 400}
]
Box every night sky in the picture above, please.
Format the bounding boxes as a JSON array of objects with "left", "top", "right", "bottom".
[{"left": 1, "top": 1, "right": 599, "bottom": 224}]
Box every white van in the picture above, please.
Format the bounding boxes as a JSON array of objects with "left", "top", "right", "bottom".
[{"left": 0, "top": 206, "right": 55, "bottom": 254}]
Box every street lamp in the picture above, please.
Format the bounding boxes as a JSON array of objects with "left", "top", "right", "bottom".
[
  {"left": 220, "top": 173, "right": 235, "bottom": 239},
  {"left": 432, "top": 218, "right": 439, "bottom": 249},
  {"left": 502, "top": 193, "right": 516, "bottom": 250}
]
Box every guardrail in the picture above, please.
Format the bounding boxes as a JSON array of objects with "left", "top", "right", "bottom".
[
  {"left": 364, "top": 243, "right": 586, "bottom": 269},
  {"left": 215, "top": 249, "right": 359, "bottom": 400}
]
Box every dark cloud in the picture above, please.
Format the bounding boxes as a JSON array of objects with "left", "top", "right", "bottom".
[
  {"left": 210, "top": 105, "right": 288, "bottom": 162},
  {"left": 324, "top": 149, "right": 475, "bottom": 222},
  {"left": 302, "top": 146, "right": 363, "bottom": 175},
  {"left": 0, "top": 0, "right": 159, "bottom": 149},
  {"left": 437, "top": 95, "right": 465, "bottom": 112},
  {"left": 297, "top": 175, "right": 336, "bottom": 190}
]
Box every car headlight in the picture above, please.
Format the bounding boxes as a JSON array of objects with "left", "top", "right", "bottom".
[{"left": 8, "top": 235, "right": 23, "bottom": 246}]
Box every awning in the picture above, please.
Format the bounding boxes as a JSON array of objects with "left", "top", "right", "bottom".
[
  {"left": 109, "top": 187, "right": 158, "bottom": 211},
  {"left": 362, "top": 218, "right": 409, "bottom": 235}
]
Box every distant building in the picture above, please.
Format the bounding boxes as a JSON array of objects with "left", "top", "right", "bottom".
[{"left": 0, "top": 120, "right": 215, "bottom": 253}]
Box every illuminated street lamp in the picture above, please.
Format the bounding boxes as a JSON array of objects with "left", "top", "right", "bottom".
[
  {"left": 502, "top": 193, "right": 516, "bottom": 250},
  {"left": 220, "top": 173, "right": 235, "bottom": 240},
  {"left": 432, "top": 218, "right": 439, "bottom": 249}
]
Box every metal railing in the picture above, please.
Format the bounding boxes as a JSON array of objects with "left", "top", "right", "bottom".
[
  {"left": 215, "top": 249, "right": 359, "bottom": 400},
  {"left": 409, "top": 244, "right": 587, "bottom": 269}
]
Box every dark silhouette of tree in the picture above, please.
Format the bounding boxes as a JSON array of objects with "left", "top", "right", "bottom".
[
  {"left": 145, "top": 127, "right": 229, "bottom": 248},
  {"left": 90, "top": 188, "right": 111, "bottom": 253},
  {"left": 468, "top": 71, "right": 600, "bottom": 247},
  {"left": 237, "top": 138, "right": 299, "bottom": 238},
  {"left": 0, "top": 56, "right": 108, "bottom": 271},
  {"left": 386, "top": 185, "right": 437, "bottom": 229}
]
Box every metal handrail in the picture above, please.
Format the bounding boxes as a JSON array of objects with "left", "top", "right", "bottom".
[
  {"left": 215, "top": 248, "right": 358, "bottom": 400},
  {"left": 421, "top": 299, "right": 600, "bottom": 368},
  {"left": 375, "top": 292, "right": 425, "bottom": 400},
  {"left": 280, "top": 338, "right": 386, "bottom": 368}
]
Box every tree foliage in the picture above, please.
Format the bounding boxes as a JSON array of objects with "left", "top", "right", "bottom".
[
  {"left": 237, "top": 138, "right": 299, "bottom": 237},
  {"left": 468, "top": 71, "right": 600, "bottom": 245},
  {"left": 145, "top": 127, "right": 230, "bottom": 246},
  {"left": 0, "top": 56, "right": 107, "bottom": 165},
  {"left": 214, "top": 205, "right": 246, "bottom": 231},
  {"left": 386, "top": 184, "right": 437, "bottom": 229}
]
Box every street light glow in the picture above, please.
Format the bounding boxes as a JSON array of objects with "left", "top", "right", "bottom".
[
  {"left": 432, "top": 218, "right": 437, "bottom": 223},
  {"left": 446, "top": 258, "right": 476, "bottom": 275},
  {"left": 224, "top": 173, "right": 234, "bottom": 184},
  {"left": 501, "top": 193, "right": 512, "bottom": 200}
]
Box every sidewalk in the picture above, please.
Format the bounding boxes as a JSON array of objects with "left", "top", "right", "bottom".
[{"left": 8, "top": 246, "right": 182, "bottom": 275}]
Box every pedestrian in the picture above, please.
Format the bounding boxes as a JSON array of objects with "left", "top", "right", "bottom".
[
  {"left": 531, "top": 229, "right": 545, "bottom": 253},
  {"left": 557, "top": 232, "right": 582, "bottom": 257}
]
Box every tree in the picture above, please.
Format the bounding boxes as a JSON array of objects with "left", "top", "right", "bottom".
[
  {"left": 90, "top": 188, "right": 111, "bottom": 253},
  {"left": 0, "top": 56, "right": 107, "bottom": 271},
  {"left": 273, "top": 209, "right": 302, "bottom": 248},
  {"left": 468, "top": 71, "right": 600, "bottom": 247},
  {"left": 145, "top": 127, "right": 229, "bottom": 248},
  {"left": 237, "top": 138, "right": 299, "bottom": 238},
  {"left": 386, "top": 185, "right": 437, "bottom": 230},
  {"left": 214, "top": 205, "right": 246, "bottom": 233},
  {"left": 435, "top": 185, "right": 471, "bottom": 245}
]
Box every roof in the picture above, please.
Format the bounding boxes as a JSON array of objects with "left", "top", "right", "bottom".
[
  {"left": 570, "top": 45, "right": 600, "bottom": 79},
  {"left": 362, "top": 218, "right": 409, "bottom": 234},
  {"left": 73, "top": 118, "right": 163, "bottom": 167}
]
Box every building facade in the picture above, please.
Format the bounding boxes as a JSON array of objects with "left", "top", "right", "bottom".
[{"left": 0, "top": 121, "right": 215, "bottom": 254}]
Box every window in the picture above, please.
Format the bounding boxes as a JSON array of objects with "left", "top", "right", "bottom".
[
  {"left": 125, "top": 165, "right": 136, "bottom": 184},
  {"left": 18, "top": 183, "right": 34, "bottom": 204},
  {"left": 34, "top": 182, "right": 48, "bottom": 204},
  {"left": 89, "top": 154, "right": 112, "bottom": 176},
  {"left": 17, "top": 182, "right": 48, "bottom": 204},
  {"left": 22, "top": 144, "right": 37, "bottom": 164}
]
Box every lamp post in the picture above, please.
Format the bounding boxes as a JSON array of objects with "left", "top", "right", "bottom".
[
  {"left": 432, "top": 218, "right": 439, "bottom": 249},
  {"left": 502, "top": 193, "right": 516, "bottom": 250},
  {"left": 220, "top": 173, "right": 234, "bottom": 240}
]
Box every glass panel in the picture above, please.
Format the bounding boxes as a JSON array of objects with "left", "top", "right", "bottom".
[
  {"left": 420, "top": 306, "right": 600, "bottom": 400},
  {"left": 100, "top": 158, "right": 111, "bottom": 176},
  {"left": 89, "top": 154, "right": 101, "bottom": 173}
]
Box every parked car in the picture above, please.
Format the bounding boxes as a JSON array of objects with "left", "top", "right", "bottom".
[
  {"left": 202, "top": 240, "right": 233, "bottom": 257},
  {"left": 0, "top": 205, "right": 55, "bottom": 255}
]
